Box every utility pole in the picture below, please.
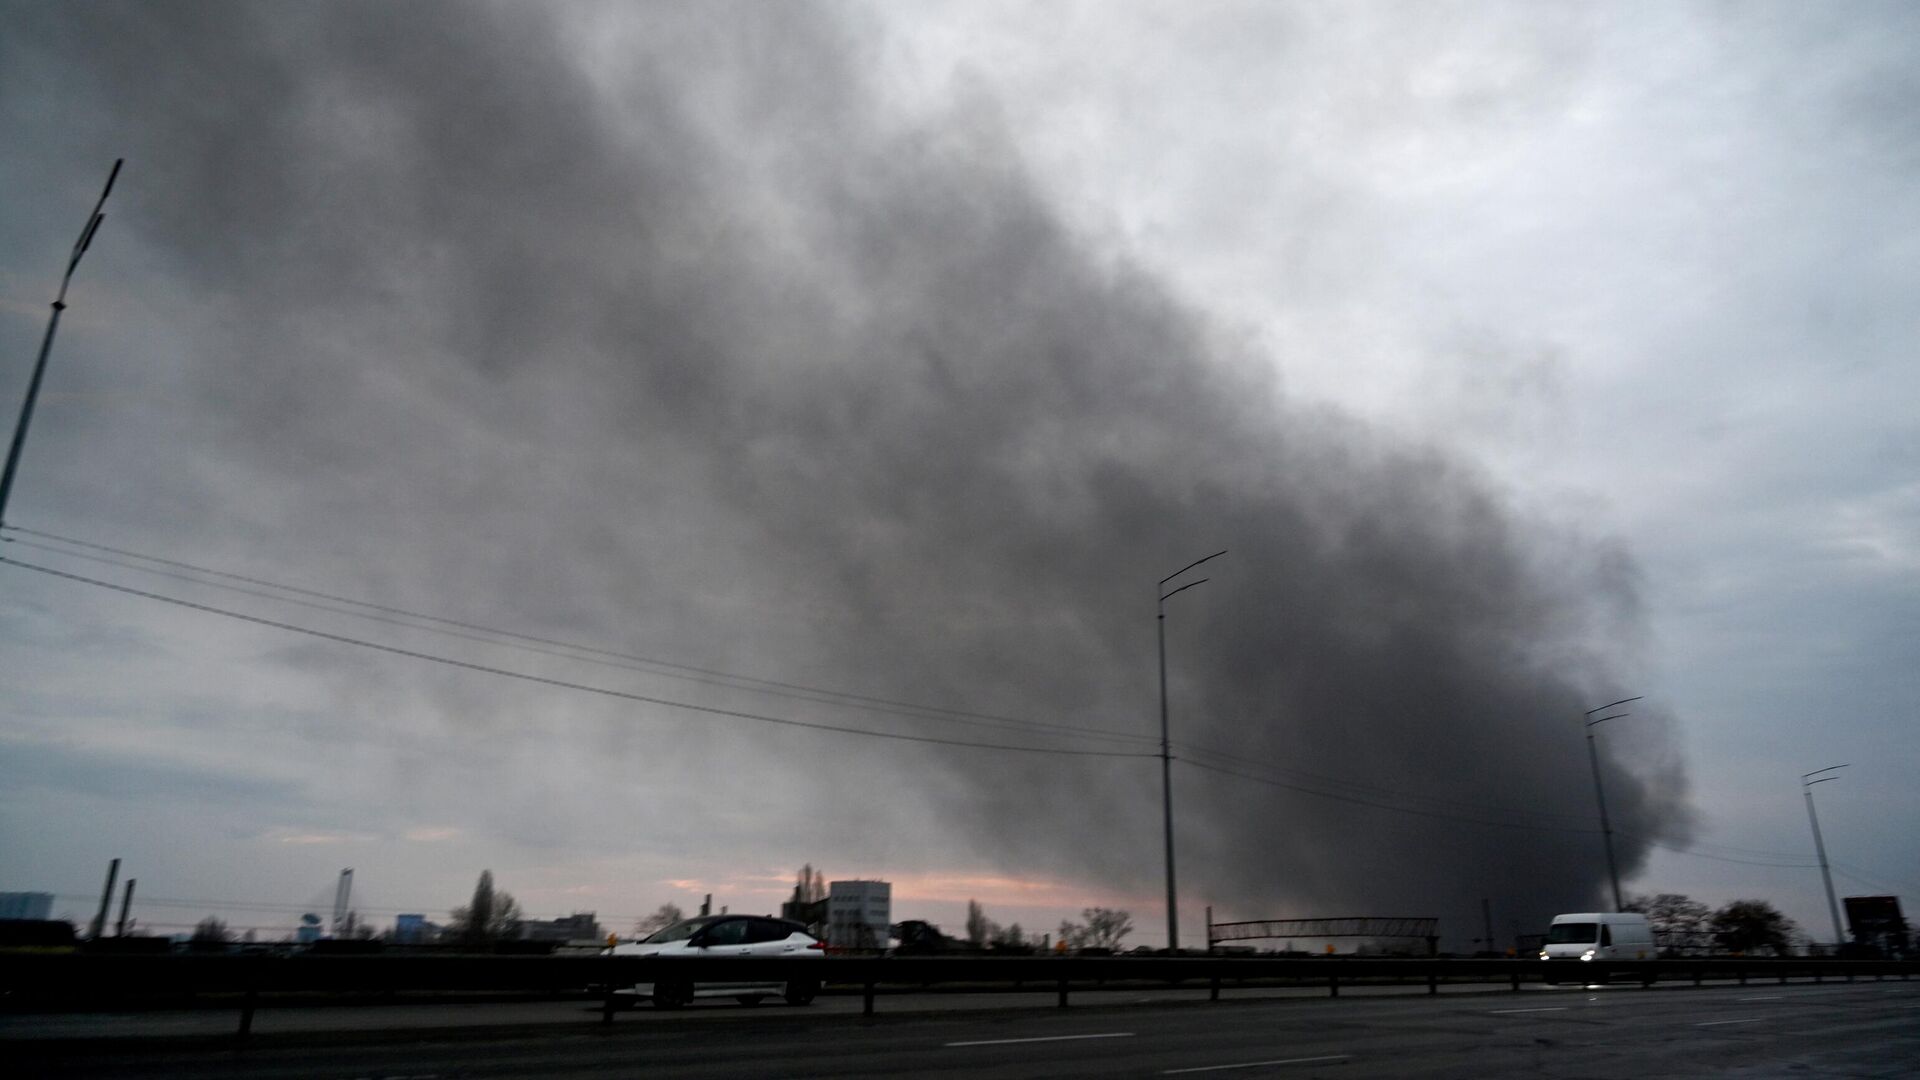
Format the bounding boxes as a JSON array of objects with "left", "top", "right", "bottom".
[
  {"left": 0, "top": 160, "right": 122, "bottom": 528},
  {"left": 1802, "top": 765, "right": 1849, "bottom": 949},
  {"left": 1157, "top": 549, "right": 1225, "bottom": 953},
  {"left": 1583, "top": 696, "right": 1641, "bottom": 911}
]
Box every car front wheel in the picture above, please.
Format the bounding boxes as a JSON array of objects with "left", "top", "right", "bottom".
[{"left": 652, "top": 982, "right": 690, "bottom": 1009}]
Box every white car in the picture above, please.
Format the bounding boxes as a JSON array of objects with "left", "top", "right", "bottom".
[{"left": 603, "top": 914, "right": 825, "bottom": 1008}]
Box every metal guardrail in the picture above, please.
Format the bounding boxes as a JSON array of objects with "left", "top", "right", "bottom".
[{"left": 3, "top": 954, "right": 1913, "bottom": 1039}]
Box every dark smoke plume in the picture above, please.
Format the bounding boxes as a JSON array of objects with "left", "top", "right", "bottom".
[{"left": 2, "top": 0, "right": 1691, "bottom": 942}]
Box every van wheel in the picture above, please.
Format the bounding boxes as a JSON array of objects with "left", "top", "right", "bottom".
[
  {"left": 784, "top": 979, "right": 819, "bottom": 1006},
  {"left": 652, "top": 983, "right": 690, "bottom": 1009}
]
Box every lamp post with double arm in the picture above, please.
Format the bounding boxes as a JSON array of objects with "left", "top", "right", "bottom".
[
  {"left": 1583, "top": 696, "right": 1642, "bottom": 912},
  {"left": 1802, "top": 765, "right": 1849, "bottom": 949},
  {"left": 1, "top": 160, "right": 122, "bottom": 528},
  {"left": 1157, "top": 549, "right": 1225, "bottom": 952}
]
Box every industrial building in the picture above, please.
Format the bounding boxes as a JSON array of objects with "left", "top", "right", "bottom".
[{"left": 827, "top": 880, "right": 890, "bottom": 948}]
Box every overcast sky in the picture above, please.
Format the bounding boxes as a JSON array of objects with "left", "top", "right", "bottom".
[{"left": 2, "top": 1, "right": 1913, "bottom": 950}]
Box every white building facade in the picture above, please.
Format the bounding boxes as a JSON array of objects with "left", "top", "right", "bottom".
[{"left": 826, "top": 880, "right": 890, "bottom": 948}]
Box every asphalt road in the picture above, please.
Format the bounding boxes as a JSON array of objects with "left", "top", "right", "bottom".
[{"left": 11, "top": 980, "right": 1919, "bottom": 1078}]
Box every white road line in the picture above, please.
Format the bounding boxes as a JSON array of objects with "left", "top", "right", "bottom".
[
  {"left": 1695, "top": 1018, "right": 1764, "bottom": 1027},
  {"left": 1164, "top": 1055, "right": 1351, "bottom": 1074},
  {"left": 945, "top": 1032, "right": 1135, "bottom": 1047},
  {"left": 1491, "top": 1007, "right": 1568, "bottom": 1014}
]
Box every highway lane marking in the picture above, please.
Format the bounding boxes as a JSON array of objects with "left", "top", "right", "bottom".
[
  {"left": 1694, "top": 1018, "right": 1764, "bottom": 1027},
  {"left": 945, "top": 1032, "right": 1135, "bottom": 1047},
  {"left": 1491, "top": 1007, "right": 1568, "bottom": 1014},
  {"left": 1163, "top": 1055, "right": 1351, "bottom": 1074}
]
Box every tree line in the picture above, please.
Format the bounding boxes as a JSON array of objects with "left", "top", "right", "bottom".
[{"left": 1622, "top": 893, "right": 1800, "bottom": 955}]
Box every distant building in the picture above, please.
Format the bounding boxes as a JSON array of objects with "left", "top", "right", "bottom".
[
  {"left": 827, "top": 880, "right": 890, "bottom": 948},
  {"left": 518, "top": 912, "right": 602, "bottom": 944},
  {"left": 781, "top": 896, "right": 827, "bottom": 929},
  {"left": 392, "top": 913, "right": 438, "bottom": 944},
  {"left": 0, "top": 892, "right": 55, "bottom": 921}
]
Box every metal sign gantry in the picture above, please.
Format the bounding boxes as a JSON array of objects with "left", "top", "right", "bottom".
[{"left": 1207, "top": 916, "right": 1440, "bottom": 955}]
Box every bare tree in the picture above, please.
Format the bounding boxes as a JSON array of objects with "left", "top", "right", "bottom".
[
  {"left": 191, "top": 917, "right": 230, "bottom": 945},
  {"left": 634, "top": 902, "right": 686, "bottom": 938},
  {"left": 1624, "top": 892, "right": 1712, "bottom": 954},
  {"left": 1624, "top": 893, "right": 1711, "bottom": 936},
  {"left": 965, "top": 899, "right": 999, "bottom": 946},
  {"left": 1057, "top": 908, "right": 1133, "bottom": 951},
  {"left": 796, "top": 864, "right": 826, "bottom": 904}
]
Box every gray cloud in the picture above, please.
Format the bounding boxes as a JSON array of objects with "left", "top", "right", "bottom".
[{"left": 0, "top": 0, "right": 1696, "bottom": 942}]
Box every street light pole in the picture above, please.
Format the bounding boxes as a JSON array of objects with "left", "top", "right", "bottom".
[
  {"left": 0, "top": 159, "right": 122, "bottom": 529},
  {"left": 1802, "top": 765, "right": 1849, "bottom": 949},
  {"left": 1157, "top": 549, "right": 1225, "bottom": 953},
  {"left": 1583, "top": 696, "right": 1641, "bottom": 912}
]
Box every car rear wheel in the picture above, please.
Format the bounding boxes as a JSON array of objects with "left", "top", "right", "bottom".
[{"left": 784, "top": 979, "right": 819, "bottom": 1006}]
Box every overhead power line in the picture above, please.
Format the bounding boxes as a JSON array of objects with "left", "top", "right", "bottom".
[
  {"left": 2, "top": 524, "right": 1158, "bottom": 748},
  {"left": 1170, "top": 740, "right": 1598, "bottom": 825},
  {"left": 1178, "top": 757, "right": 1605, "bottom": 833},
  {"left": 7, "top": 525, "right": 1690, "bottom": 829},
  {"left": 0, "top": 554, "right": 1155, "bottom": 760},
  {"left": 15, "top": 527, "right": 1830, "bottom": 843},
  {"left": 1830, "top": 862, "right": 1920, "bottom": 897},
  {"left": 1618, "top": 833, "right": 1819, "bottom": 869}
]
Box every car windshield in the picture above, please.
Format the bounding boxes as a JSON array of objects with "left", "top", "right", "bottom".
[
  {"left": 1546, "top": 922, "right": 1598, "bottom": 945},
  {"left": 642, "top": 916, "right": 723, "bottom": 944}
]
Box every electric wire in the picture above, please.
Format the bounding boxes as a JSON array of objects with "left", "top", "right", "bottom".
[
  {"left": 1, "top": 524, "right": 1159, "bottom": 748},
  {"left": 0, "top": 554, "right": 1157, "bottom": 760},
  {"left": 1618, "top": 833, "right": 1819, "bottom": 869},
  {"left": 1657, "top": 837, "right": 1832, "bottom": 861},
  {"left": 1170, "top": 739, "right": 1600, "bottom": 825},
  {"left": 8, "top": 530, "right": 1613, "bottom": 825},
  {"left": 4, "top": 525, "right": 1658, "bottom": 830},
  {"left": 12, "top": 527, "right": 1883, "bottom": 853},
  {"left": 1177, "top": 757, "right": 1604, "bottom": 833},
  {"left": 3, "top": 526, "right": 1697, "bottom": 826},
  {"left": 1831, "top": 862, "right": 1920, "bottom": 897}
]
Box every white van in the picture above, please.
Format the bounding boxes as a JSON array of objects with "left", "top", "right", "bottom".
[{"left": 1540, "top": 912, "right": 1655, "bottom": 969}]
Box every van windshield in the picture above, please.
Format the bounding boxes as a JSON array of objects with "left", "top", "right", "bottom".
[{"left": 1546, "top": 922, "right": 1597, "bottom": 945}]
